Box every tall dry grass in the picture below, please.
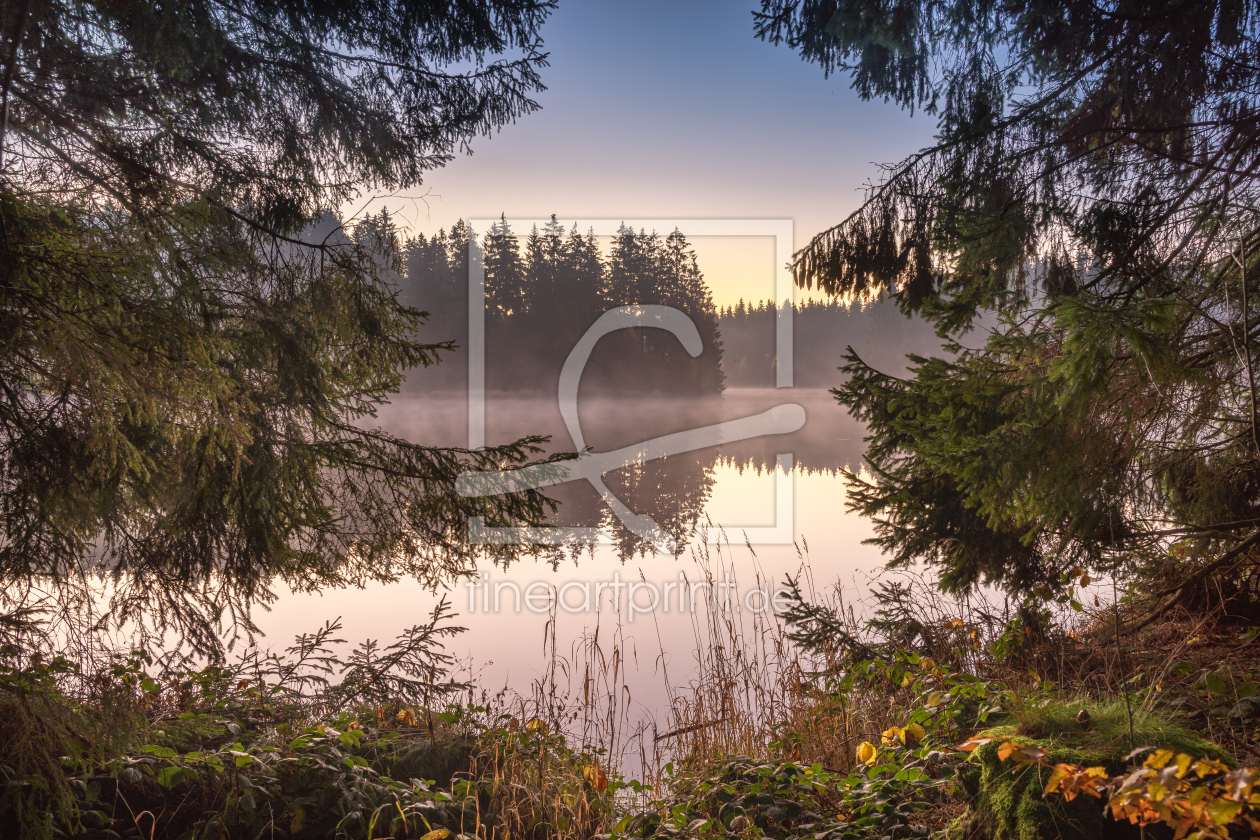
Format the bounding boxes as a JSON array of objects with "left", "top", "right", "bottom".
[{"left": 500, "top": 532, "right": 1017, "bottom": 798}]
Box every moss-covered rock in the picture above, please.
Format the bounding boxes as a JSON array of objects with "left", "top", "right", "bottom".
[
  {"left": 948, "top": 738, "right": 1134, "bottom": 840},
  {"left": 947, "top": 699, "right": 1231, "bottom": 840}
]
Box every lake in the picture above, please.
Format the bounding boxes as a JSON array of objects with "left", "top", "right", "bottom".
[{"left": 252, "top": 388, "right": 889, "bottom": 741}]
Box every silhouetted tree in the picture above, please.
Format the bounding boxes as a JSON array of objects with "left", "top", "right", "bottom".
[
  {"left": 758, "top": 0, "right": 1260, "bottom": 602},
  {"left": 0, "top": 0, "right": 558, "bottom": 651}
]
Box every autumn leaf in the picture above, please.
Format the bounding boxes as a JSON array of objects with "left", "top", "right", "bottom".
[
  {"left": 1175, "top": 754, "right": 1193, "bottom": 778},
  {"left": 583, "top": 764, "right": 609, "bottom": 792},
  {"left": 1206, "top": 798, "right": 1243, "bottom": 826},
  {"left": 1045, "top": 764, "right": 1073, "bottom": 795}
]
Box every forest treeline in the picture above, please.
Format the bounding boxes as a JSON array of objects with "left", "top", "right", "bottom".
[
  {"left": 716, "top": 297, "right": 941, "bottom": 387},
  {"left": 383, "top": 212, "right": 941, "bottom": 394},
  {"left": 392, "top": 215, "right": 722, "bottom": 394}
]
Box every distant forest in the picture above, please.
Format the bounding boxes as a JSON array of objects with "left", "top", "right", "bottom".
[
  {"left": 396, "top": 215, "right": 722, "bottom": 395},
  {"left": 388, "top": 214, "right": 942, "bottom": 394},
  {"left": 717, "top": 298, "right": 943, "bottom": 388}
]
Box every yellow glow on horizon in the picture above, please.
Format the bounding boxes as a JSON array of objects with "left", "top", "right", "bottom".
[{"left": 688, "top": 236, "right": 781, "bottom": 309}]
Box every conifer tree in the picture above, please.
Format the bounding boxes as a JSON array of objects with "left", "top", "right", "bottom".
[
  {"left": 0, "top": 0, "right": 558, "bottom": 649},
  {"left": 758, "top": 0, "right": 1260, "bottom": 606},
  {"left": 563, "top": 224, "right": 607, "bottom": 333},
  {"left": 661, "top": 229, "right": 725, "bottom": 394},
  {"left": 484, "top": 215, "right": 526, "bottom": 319}
]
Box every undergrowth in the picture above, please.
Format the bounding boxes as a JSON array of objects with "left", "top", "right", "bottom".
[{"left": 5, "top": 552, "right": 1260, "bottom": 839}]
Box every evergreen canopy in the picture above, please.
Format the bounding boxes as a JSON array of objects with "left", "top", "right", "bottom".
[
  {"left": 0, "top": 0, "right": 560, "bottom": 652},
  {"left": 757, "top": 1, "right": 1260, "bottom": 601}
]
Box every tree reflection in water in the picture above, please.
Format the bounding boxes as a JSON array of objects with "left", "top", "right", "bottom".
[{"left": 372, "top": 390, "right": 869, "bottom": 564}]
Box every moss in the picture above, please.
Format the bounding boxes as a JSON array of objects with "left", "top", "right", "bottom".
[
  {"left": 1006, "top": 698, "right": 1232, "bottom": 765},
  {"left": 947, "top": 738, "right": 1133, "bottom": 840},
  {"left": 947, "top": 699, "right": 1230, "bottom": 840}
]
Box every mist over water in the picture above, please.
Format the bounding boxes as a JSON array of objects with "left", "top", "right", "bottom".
[
  {"left": 259, "top": 225, "right": 952, "bottom": 733},
  {"left": 254, "top": 387, "right": 885, "bottom": 733}
]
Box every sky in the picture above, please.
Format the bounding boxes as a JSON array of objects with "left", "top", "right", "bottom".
[{"left": 354, "top": 0, "right": 939, "bottom": 308}]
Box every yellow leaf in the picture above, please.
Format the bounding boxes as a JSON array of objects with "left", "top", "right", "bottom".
[
  {"left": 920, "top": 658, "right": 935, "bottom": 672},
  {"left": 396, "top": 707, "right": 417, "bottom": 727},
  {"left": 1193, "top": 758, "right": 1230, "bottom": 778},
  {"left": 1175, "top": 753, "right": 1193, "bottom": 778},
  {"left": 1206, "top": 799, "right": 1242, "bottom": 826},
  {"left": 420, "top": 830, "right": 452, "bottom": 840},
  {"left": 882, "top": 727, "right": 904, "bottom": 744},
  {"left": 856, "top": 741, "right": 878, "bottom": 764},
  {"left": 998, "top": 741, "right": 1019, "bottom": 761},
  {"left": 1045, "top": 764, "right": 1073, "bottom": 794},
  {"left": 583, "top": 764, "right": 609, "bottom": 793},
  {"left": 926, "top": 691, "right": 942, "bottom": 707},
  {"left": 904, "top": 723, "right": 927, "bottom": 744},
  {"left": 1144, "top": 749, "right": 1174, "bottom": 770}
]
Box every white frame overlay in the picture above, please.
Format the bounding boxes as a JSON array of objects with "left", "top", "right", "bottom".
[{"left": 465, "top": 219, "right": 796, "bottom": 546}]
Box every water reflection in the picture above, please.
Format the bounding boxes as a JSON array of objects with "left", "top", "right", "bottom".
[{"left": 373, "top": 388, "right": 868, "bottom": 560}]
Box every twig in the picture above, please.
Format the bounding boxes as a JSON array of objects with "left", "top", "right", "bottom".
[
  {"left": 0, "top": 0, "right": 31, "bottom": 170},
  {"left": 653, "top": 717, "right": 726, "bottom": 743},
  {"left": 1132, "top": 531, "right": 1260, "bottom": 634},
  {"left": 1231, "top": 238, "right": 1259, "bottom": 456},
  {"left": 1113, "top": 576, "right": 1135, "bottom": 752}
]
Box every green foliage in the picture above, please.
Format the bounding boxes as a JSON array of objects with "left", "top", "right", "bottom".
[
  {"left": 0, "top": 607, "right": 626, "bottom": 840},
  {"left": 614, "top": 641, "right": 1012, "bottom": 840},
  {"left": 0, "top": 653, "right": 150, "bottom": 840},
  {"left": 71, "top": 704, "right": 623, "bottom": 840},
  {"left": 1004, "top": 697, "right": 1231, "bottom": 764},
  {"left": 951, "top": 739, "right": 1119, "bottom": 840},
  {"left": 613, "top": 750, "right": 949, "bottom": 840},
  {"left": 756, "top": 0, "right": 1260, "bottom": 597},
  {"left": 0, "top": 0, "right": 564, "bottom": 650}
]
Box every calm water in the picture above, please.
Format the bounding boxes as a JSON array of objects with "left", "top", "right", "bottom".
[{"left": 253, "top": 388, "right": 886, "bottom": 727}]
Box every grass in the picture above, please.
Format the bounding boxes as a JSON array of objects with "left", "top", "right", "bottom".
[
  {"left": 4, "top": 550, "right": 1260, "bottom": 839},
  {"left": 1003, "top": 696, "right": 1233, "bottom": 763}
]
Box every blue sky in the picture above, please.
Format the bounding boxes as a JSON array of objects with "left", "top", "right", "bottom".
[{"left": 362, "top": 0, "right": 938, "bottom": 306}]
